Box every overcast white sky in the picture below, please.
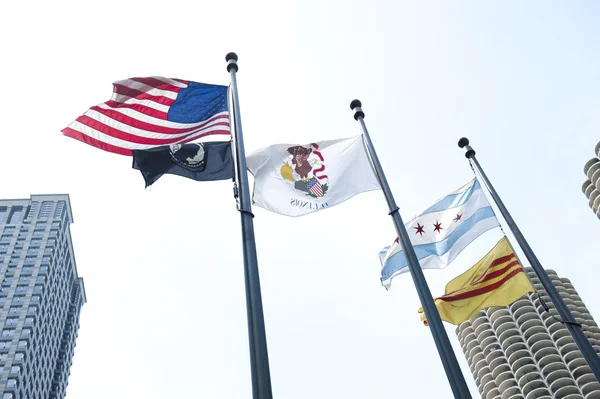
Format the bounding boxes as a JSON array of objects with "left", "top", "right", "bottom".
[{"left": 2, "top": 1, "right": 600, "bottom": 398}]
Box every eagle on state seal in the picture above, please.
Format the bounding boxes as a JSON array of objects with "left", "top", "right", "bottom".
[{"left": 280, "top": 143, "right": 329, "bottom": 198}]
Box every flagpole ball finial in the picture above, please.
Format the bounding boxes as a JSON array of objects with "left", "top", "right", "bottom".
[
  {"left": 350, "top": 99, "right": 365, "bottom": 120},
  {"left": 226, "top": 52, "right": 239, "bottom": 72},
  {"left": 458, "top": 137, "right": 476, "bottom": 158}
]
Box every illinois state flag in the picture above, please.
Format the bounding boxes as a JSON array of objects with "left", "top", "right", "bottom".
[
  {"left": 379, "top": 178, "right": 499, "bottom": 288},
  {"left": 246, "top": 136, "right": 380, "bottom": 217},
  {"left": 63, "top": 77, "right": 230, "bottom": 156}
]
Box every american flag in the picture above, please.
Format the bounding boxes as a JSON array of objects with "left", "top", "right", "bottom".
[
  {"left": 307, "top": 177, "right": 324, "bottom": 197},
  {"left": 63, "top": 77, "right": 230, "bottom": 156}
]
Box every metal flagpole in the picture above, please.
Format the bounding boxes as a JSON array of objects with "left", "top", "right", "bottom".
[
  {"left": 350, "top": 100, "right": 472, "bottom": 398},
  {"left": 227, "top": 52, "right": 273, "bottom": 399},
  {"left": 458, "top": 137, "right": 600, "bottom": 384}
]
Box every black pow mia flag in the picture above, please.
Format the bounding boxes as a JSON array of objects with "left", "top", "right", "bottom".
[{"left": 132, "top": 141, "right": 234, "bottom": 187}]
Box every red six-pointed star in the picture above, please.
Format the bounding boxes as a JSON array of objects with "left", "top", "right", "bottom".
[
  {"left": 433, "top": 221, "right": 443, "bottom": 233},
  {"left": 414, "top": 223, "right": 425, "bottom": 236},
  {"left": 454, "top": 213, "right": 462, "bottom": 222}
]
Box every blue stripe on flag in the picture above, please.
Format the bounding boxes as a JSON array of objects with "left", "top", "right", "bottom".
[
  {"left": 420, "top": 180, "right": 481, "bottom": 216},
  {"left": 381, "top": 205, "right": 495, "bottom": 280}
]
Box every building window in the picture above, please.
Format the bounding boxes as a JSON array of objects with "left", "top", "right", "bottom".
[
  {"left": 30, "top": 239, "right": 41, "bottom": 245},
  {"left": 0, "top": 236, "right": 11, "bottom": 243},
  {"left": 39, "top": 202, "right": 52, "bottom": 218},
  {"left": 5, "top": 318, "right": 18, "bottom": 326},
  {"left": 54, "top": 202, "right": 65, "bottom": 219},
  {"left": 2, "top": 392, "right": 14, "bottom": 399},
  {"left": 0, "top": 208, "right": 6, "bottom": 223},
  {"left": 9, "top": 308, "right": 21, "bottom": 315},
  {"left": 3, "top": 227, "right": 15, "bottom": 234},
  {"left": 32, "top": 230, "right": 44, "bottom": 237},
  {"left": 6, "top": 378, "right": 16, "bottom": 387},
  {"left": 2, "top": 330, "right": 15, "bottom": 337},
  {"left": 10, "top": 366, "right": 20, "bottom": 374},
  {"left": 7, "top": 207, "right": 23, "bottom": 224}
]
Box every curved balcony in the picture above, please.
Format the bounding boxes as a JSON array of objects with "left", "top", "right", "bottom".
[
  {"left": 567, "top": 357, "right": 588, "bottom": 373},
  {"left": 552, "top": 384, "right": 581, "bottom": 399},
  {"left": 546, "top": 369, "right": 573, "bottom": 387},
  {"left": 457, "top": 321, "right": 473, "bottom": 334},
  {"left": 492, "top": 363, "right": 513, "bottom": 380},
  {"left": 473, "top": 358, "right": 489, "bottom": 380},
  {"left": 559, "top": 342, "right": 579, "bottom": 358},
  {"left": 489, "top": 353, "right": 509, "bottom": 371},
  {"left": 541, "top": 360, "right": 568, "bottom": 378},
  {"left": 498, "top": 379, "right": 520, "bottom": 396},
  {"left": 465, "top": 336, "right": 480, "bottom": 355},
  {"left": 527, "top": 332, "right": 553, "bottom": 349},
  {"left": 518, "top": 369, "right": 543, "bottom": 389},
  {"left": 572, "top": 364, "right": 593, "bottom": 381},
  {"left": 581, "top": 381, "right": 600, "bottom": 398},
  {"left": 514, "top": 363, "right": 538, "bottom": 381},
  {"left": 512, "top": 356, "right": 537, "bottom": 376},
  {"left": 499, "top": 327, "right": 523, "bottom": 345},
  {"left": 555, "top": 335, "right": 575, "bottom": 349},
  {"left": 493, "top": 314, "right": 516, "bottom": 331},
  {"left": 538, "top": 353, "right": 563, "bottom": 370},
  {"left": 577, "top": 373, "right": 596, "bottom": 387},
  {"left": 584, "top": 158, "right": 599, "bottom": 175},
  {"left": 471, "top": 314, "right": 491, "bottom": 331},
  {"left": 482, "top": 378, "right": 499, "bottom": 398},
  {"left": 502, "top": 334, "right": 526, "bottom": 352},
  {"left": 583, "top": 180, "right": 593, "bottom": 195},
  {"left": 505, "top": 341, "right": 528, "bottom": 359},
  {"left": 497, "top": 370, "right": 517, "bottom": 388},
  {"left": 522, "top": 380, "right": 550, "bottom": 398},
  {"left": 532, "top": 345, "right": 560, "bottom": 364},
  {"left": 476, "top": 365, "right": 492, "bottom": 386},
  {"left": 508, "top": 349, "right": 531, "bottom": 366},
  {"left": 504, "top": 391, "right": 525, "bottom": 399},
  {"left": 585, "top": 388, "right": 600, "bottom": 399},
  {"left": 585, "top": 158, "right": 600, "bottom": 180},
  {"left": 524, "top": 387, "right": 552, "bottom": 399},
  {"left": 522, "top": 323, "right": 547, "bottom": 342}
]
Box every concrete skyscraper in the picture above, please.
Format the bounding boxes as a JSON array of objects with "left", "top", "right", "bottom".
[
  {"left": 582, "top": 141, "right": 600, "bottom": 220},
  {"left": 456, "top": 267, "right": 600, "bottom": 399},
  {"left": 0, "top": 195, "right": 85, "bottom": 399}
]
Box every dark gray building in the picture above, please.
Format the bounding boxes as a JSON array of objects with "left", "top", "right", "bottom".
[
  {"left": 582, "top": 141, "right": 600, "bottom": 220},
  {"left": 0, "top": 195, "right": 85, "bottom": 399}
]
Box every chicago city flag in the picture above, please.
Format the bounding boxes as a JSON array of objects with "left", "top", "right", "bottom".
[
  {"left": 63, "top": 77, "right": 230, "bottom": 155},
  {"left": 379, "top": 178, "right": 499, "bottom": 288},
  {"left": 246, "top": 136, "right": 380, "bottom": 217},
  {"left": 418, "top": 237, "right": 534, "bottom": 326}
]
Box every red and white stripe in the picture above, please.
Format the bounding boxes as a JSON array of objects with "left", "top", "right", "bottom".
[
  {"left": 62, "top": 77, "right": 230, "bottom": 156},
  {"left": 309, "top": 182, "right": 324, "bottom": 197}
]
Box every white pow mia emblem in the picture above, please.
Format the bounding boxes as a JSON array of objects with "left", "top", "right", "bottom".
[{"left": 168, "top": 143, "right": 207, "bottom": 171}]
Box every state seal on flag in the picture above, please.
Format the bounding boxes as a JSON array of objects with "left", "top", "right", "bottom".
[{"left": 280, "top": 143, "right": 329, "bottom": 198}]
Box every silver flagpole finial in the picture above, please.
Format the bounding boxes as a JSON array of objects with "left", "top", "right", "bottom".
[
  {"left": 458, "top": 137, "right": 476, "bottom": 159},
  {"left": 349, "top": 99, "right": 364, "bottom": 121},
  {"left": 226, "top": 52, "right": 239, "bottom": 72}
]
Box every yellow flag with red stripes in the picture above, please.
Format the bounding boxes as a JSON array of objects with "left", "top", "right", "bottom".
[{"left": 418, "top": 237, "right": 534, "bottom": 326}]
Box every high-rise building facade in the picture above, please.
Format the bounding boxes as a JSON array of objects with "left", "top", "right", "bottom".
[
  {"left": 456, "top": 267, "right": 600, "bottom": 399},
  {"left": 582, "top": 141, "right": 600, "bottom": 220},
  {"left": 0, "top": 195, "right": 85, "bottom": 399}
]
